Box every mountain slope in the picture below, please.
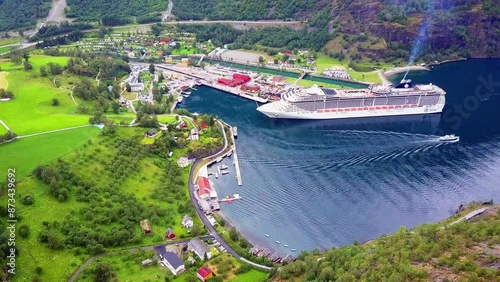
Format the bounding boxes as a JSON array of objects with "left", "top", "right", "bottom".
[
  {"left": 0, "top": 0, "right": 52, "bottom": 31},
  {"left": 273, "top": 204, "right": 500, "bottom": 282}
]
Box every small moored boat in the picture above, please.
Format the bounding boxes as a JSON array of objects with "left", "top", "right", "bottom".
[
  {"left": 265, "top": 234, "right": 270, "bottom": 237},
  {"left": 291, "top": 248, "right": 297, "bottom": 252},
  {"left": 284, "top": 245, "right": 289, "bottom": 247},
  {"left": 275, "top": 241, "right": 280, "bottom": 244}
]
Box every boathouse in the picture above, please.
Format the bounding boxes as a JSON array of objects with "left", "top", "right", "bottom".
[{"left": 197, "top": 177, "right": 211, "bottom": 199}]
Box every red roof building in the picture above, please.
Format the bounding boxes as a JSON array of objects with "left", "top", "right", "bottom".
[
  {"left": 197, "top": 267, "right": 213, "bottom": 281},
  {"left": 241, "top": 83, "right": 260, "bottom": 93},
  {"left": 282, "top": 50, "right": 293, "bottom": 55},
  {"left": 165, "top": 228, "right": 176, "bottom": 240},
  {"left": 232, "top": 73, "right": 251, "bottom": 83},
  {"left": 200, "top": 121, "right": 208, "bottom": 129},
  {"left": 197, "top": 177, "right": 211, "bottom": 199}
]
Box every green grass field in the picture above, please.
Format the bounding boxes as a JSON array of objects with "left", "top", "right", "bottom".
[
  {"left": 0, "top": 125, "right": 7, "bottom": 134},
  {"left": 0, "top": 56, "right": 90, "bottom": 135},
  {"left": 0, "top": 37, "right": 22, "bottom": 47},
  {"left": 76, "top": 251, "right": 169, "bottom": 282},
  {"left": 157, "top": 115, "right": 177, "bottom": 124},
  {"left": 171, "top": 47, "right": 196, "bottom": 55},
  {"left": 315, "top": 55, "right": 382, "bottom": 83},
  {"left": 0, "top": 126, "right": 100, "bottom": 179},
  {"left": 230, "top": 269, "right": 268, "bottom": 282},
  {"left": 0, "top": 45, "right": 15, "bottom": 54}
]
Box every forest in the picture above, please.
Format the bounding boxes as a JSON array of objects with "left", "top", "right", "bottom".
[
  {"left": 171, "top": 0, "right": 326, "bottom": 21},
  {"left": 0, "top": 0, "right": 51, "bottom": 31},
  {"left": 66, "top": 0, "right": 166, "bottom": 22},
  {"left": 177, "top": 24, "right": 331, "bottom": 52}
]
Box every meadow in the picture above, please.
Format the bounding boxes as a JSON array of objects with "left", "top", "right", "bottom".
[
  {"left": 0, "top": 126, "right": 100, "bottom": 178},
  {"left": 0, "top": 56, "right": 90, "bottom": 135},
  {"left": 315, "top": 55, "right": 383, "bottom": 83},
  {"left": 5, "top": 126, "right": 202, "bottom": 281}
]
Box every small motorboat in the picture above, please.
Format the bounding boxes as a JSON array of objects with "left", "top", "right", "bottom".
[
  {"left": 275, "top": 241, "right": 280, "bottom": 244},
  {"left": 291, "top": 248, "right": 297, "bottom": 252},
  {"left": 177, "top": 96, "right": 183, "bottom": 103},
  {"left": 227, "top": 151, "right": 232, "bottom": 157},
  {"left": 265, "top": 234, "right": 270, "bottom": 237},
  {"left": 215, "top": 172, "right": 219, "bottom": 179},
  {"left": 221, "top": 170, "right": 228, "bottom": 175},
  {"left": 221, "top": 164, "right": 228, "bottom": 170},
  {"left": 439, "top": 134, "right": 460, "bottom": 142},
  {"left": 284, "top": 245, "right": 289, "bottom": 247}
]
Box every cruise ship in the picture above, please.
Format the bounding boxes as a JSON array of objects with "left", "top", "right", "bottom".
[{"left": 257, "top": 79, "right": 446, "bottom": 119}]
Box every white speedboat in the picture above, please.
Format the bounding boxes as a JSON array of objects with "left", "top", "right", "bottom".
[
  {"left": 439, "top": 134, "right": 459, "bottom": 142},
  {"left": 275, "top": 241, "right": 280, "bottom": 244},
  {"left": 265, "top": 234, "right": 270, "bottom": 237},
  {"left": 177, "top": 96, "right": 183, "bottom": 103},
  {"left": 291, "top": 248, "right": 297, "bottom": 252},
  {"left": 284, "top": 245, "right": 289, "bottom": 247}
]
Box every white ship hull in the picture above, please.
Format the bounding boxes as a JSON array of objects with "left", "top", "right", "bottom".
[{"left": 257, "top": 102, "right": 445, "bottom": 120}]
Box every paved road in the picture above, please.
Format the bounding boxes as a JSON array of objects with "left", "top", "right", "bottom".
[
  {"left": 0, "top": 119, "right": 11, "bottom": 132},
  {"left": 17, "top": 124, "right": 91, "bottom": 139}
]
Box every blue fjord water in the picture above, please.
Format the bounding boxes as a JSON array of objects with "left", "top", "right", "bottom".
[{"left": 179, "top": 59, "right": 500, "bottom": 254}]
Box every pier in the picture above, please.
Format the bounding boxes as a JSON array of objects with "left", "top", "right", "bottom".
[
  {"left": 201, "top": 82, "right": 268, "bottom": 103},
  {"left": 230, "top": 127, "right": 243, "bottom": 186}
]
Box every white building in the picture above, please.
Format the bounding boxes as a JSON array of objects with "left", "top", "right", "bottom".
[{"left": 182, "top": 215, "right": 194, "bottom": 228}]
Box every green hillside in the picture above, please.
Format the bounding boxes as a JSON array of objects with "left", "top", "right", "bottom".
[
  {"left": 273, "top": 204, "right": 500, "bottom": 282},
  {"left": 0, "top": 0, "right": 51, "bottom": 31},
  {"left": 66, "top": 0, "right": 167, "bottom": 22}
]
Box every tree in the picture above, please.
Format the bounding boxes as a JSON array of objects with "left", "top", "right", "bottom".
[
  {"left": 94, "top": 263, "right": 111, "bottom": 282},
  {"left": 40, "top": 66, "right": 48, "bottom": 77},
  {"left": 258, "top": 56, "right": 264, "bottom": 63},
  {"left": 52, "top": 98, "right": 60, "bottom": 106},
  {"left": 111, "top": 101, "right": 121, "bottom": 114},
  {"left": 24, "top": 61, "right": 33, "bottom": 71},
  {"left": 19, "top": 224, "right": 30, "bottom": 238},
  {"left": 21, "top": 194, "right": 34, "bottom": 205},
  {"left": 151, "top": 23, "right": 163, "bottom": 37},
  {"left": 191, "top": 225, "right": 200, "bottom": 237},
  {"left": 229, "top": 227, "right": 239, "bottom": 241},
  {"left": 22, "top": 52, "right": 30, "bottom": 62},
  {"left": 149, "top": 63, "right": 155, "bottom": 74},
  {"left": 10, "top": 55, "right": 22, "bottom": 65}
]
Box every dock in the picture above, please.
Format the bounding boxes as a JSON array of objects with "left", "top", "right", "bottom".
[
  {"left": 231, "top": 127, "right": 242, "bottom": 186},
  {"left": 201, "top": 82, "right": 268, "bottom": 103},
  {"left": 219, "top": 194, "right": 243, "bottom": 202}
]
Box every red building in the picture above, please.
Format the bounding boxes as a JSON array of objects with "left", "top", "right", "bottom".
[
  {"left": 241, "top": 83, "right": 260, "bottom": 93},
  {"left": 197, "top": 267, "right": 213, "bottom": 281},
  {"left": 232, "top": 73, "right": 251, "bottom": 83},
  {"left": 217, "top": 74, "right": 251, "bottom": 87},
  {"left": 197, "top": 177, "right": 211, "bottom": 199}
]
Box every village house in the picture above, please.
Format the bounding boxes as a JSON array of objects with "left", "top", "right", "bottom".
[
  {"left": 145, "top": 129, "right": 157, "bottom": 138},
  {"left": 190, "top": 127, "right": 199, "bottom": 141},
  {"left": 165, "top": 227, "right": 176, "bottom": 240},
  {"left": 188, "top": 238, "right": 212, "bottom": 260},
  {"left": 164, "top": 56, "right": 174, "bottom": 63},
  {"left": 197, "top": 266, "right": 213, "bottom": 281},
  {"left": 155, "top": 246, "right": 186, "bottom": 276},
  {"left": 140, "top": 219, "right": 152, "bottom": 234},
  {"left": 182, "top": 215, "right": 194, "bottom": 228}
]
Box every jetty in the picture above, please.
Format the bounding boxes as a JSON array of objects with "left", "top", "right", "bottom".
[
  {"left": 383, "top": 65, "right": 431, "bottom": 77},
  {"left": 231, "top": 127, "right": 242, "bottom": 186},
  {"left": 219, "top": 194, "right": 243, "bottom": 202}
]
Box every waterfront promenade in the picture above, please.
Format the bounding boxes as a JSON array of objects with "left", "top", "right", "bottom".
[{"left": 187, "top": 120, "right": 271, "bottom": 271}]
